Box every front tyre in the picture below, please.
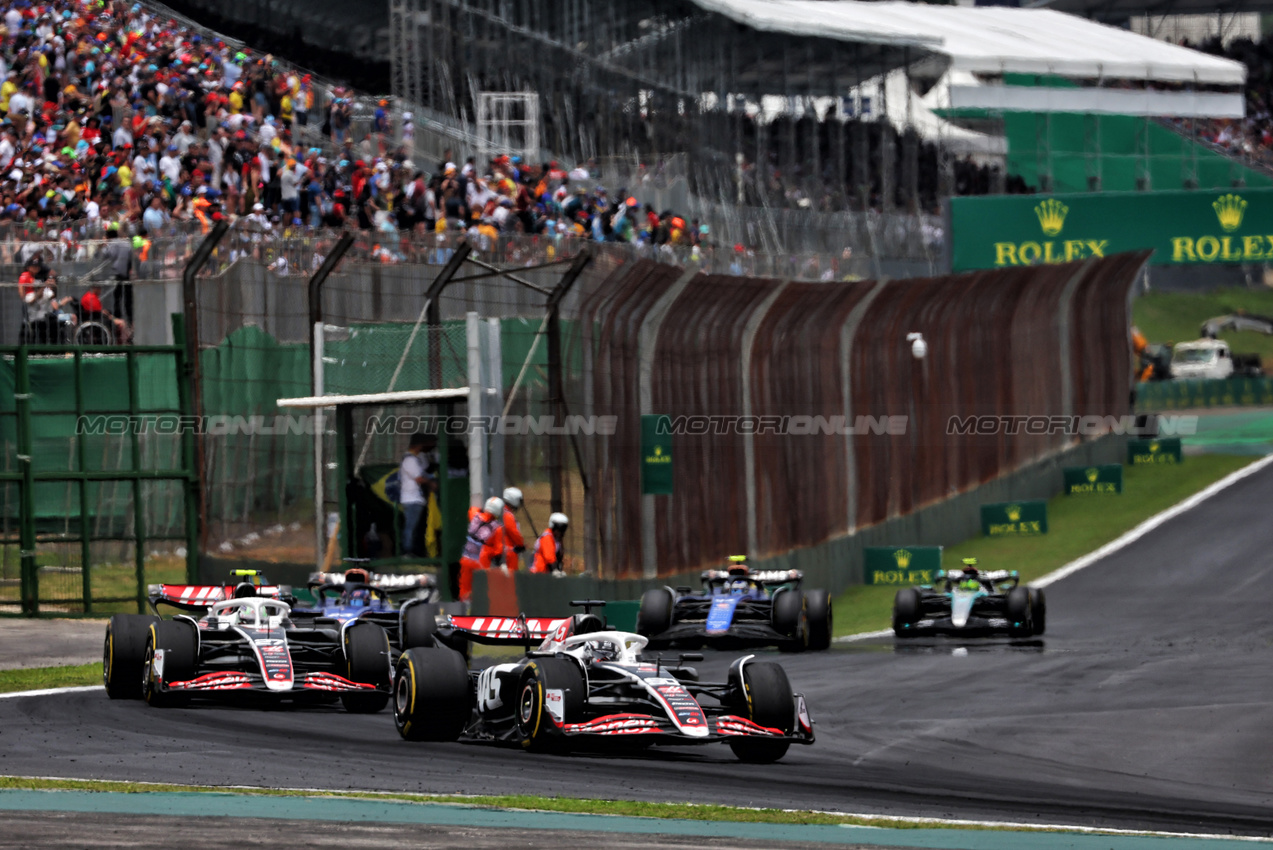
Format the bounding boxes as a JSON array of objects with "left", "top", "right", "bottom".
[
  {"left": 143, "top": 620, "right": 196, "bottom": 707},
  {"left": 637, "top": 588, "right": 674, "bottom": 638},
  {"left": 342, "top": 622, "right": 392, "bottom": 713},
  {"left": 1028, "top": 588, "right": 1047, "bottom": 635},
  {"left": 805, "top": 589, "right": 832, "bottom": 651},
  {"left": 773, "top": 589, "right": 808, "bottom": 652},
  {"left": 1006, "top": 587, "right": 1034, "bottom": 638},
  {"left": 892, "top": 588, "right": 921, "bottom": 637},
  {"left": 728, "top": 660, "right": 794, "bottom": 763},
  {"left": 104, "top": 614, "right": 157, "bottom": 700},
  {"left": 516, "top": 658, "right": 584, "bottom": 753},
  {"left": 394, "top": 647, "right": 471, "bottom": 741}
]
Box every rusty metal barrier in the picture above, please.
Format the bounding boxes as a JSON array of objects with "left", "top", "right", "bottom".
[{"left": 573, "top": 252, "right": 1150, "bottom": 577}]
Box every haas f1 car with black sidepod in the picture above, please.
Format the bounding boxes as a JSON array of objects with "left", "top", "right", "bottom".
[
  {"left": 102, "top": 571, "right": 434, "bottom": 712},
  {"left": 892, "top": 559, "right": 1047, "bottom": 638},
  {"left": 393, "top": 602, "right": 816, "bottom": 762},
  {"left": 637, "top": 557, "right": 832, "bottom": 651}
]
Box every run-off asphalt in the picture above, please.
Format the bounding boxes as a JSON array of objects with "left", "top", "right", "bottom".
[{"left": 1, "top": 465, "right": 1272, "bottom": 835}]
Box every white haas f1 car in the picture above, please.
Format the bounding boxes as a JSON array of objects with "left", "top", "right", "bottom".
[
  {"left": 394, "top": 602, "right": 815, "bottom": 762},
  {"left": 892, "top": 559, "right": 1047, "bottom": 638},
  {"left": 102, "top": 571, "right": 394, "bottom": 712}
]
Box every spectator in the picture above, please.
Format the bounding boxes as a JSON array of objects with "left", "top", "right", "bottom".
[{"left": 99, "top": 224, "right": 134, "bottom": 324}]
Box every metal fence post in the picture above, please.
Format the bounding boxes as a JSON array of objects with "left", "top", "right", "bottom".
[
  {"left": 181, "top": 220, "right": 230, "bottom": 556},
  {"left": 172, "top": 313, "right": 199, "bottom": 585},
  {"left": 545, "top": 247, "right": 592, "bottom": 513},
  {"left": 15, "top": 347, "right": 35, "bottom": 615},
  {"left": 126, "top": 350, "right": 147, "bottom": 614},
  {"left": 72, "top": 349, "right": 92, "bottom": 612}
]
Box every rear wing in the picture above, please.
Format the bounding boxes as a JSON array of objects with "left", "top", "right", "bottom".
[
  {"left": 147, "top": 584, "right": 288, "bottom": 612},
  {"left": 442, "top": 615, "right": 570, "bottom": 646},
  {"left": 308, "top": 571, "right": 437, "bottom": 593},
  {"left": 701, "top": 569, "right": 803, "bottom": 586}
]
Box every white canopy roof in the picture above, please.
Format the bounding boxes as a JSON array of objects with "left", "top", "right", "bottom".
[
  {"left": 276, "top": 388, "right": 470, "bottom": 408},
  {"left": 692, "top": 0, "right": 1247, "bottom": 85}
]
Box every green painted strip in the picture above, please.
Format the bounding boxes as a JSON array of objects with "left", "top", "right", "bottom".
[{"left": 0, "top": 790, "right": 1257, "bottom": 850}]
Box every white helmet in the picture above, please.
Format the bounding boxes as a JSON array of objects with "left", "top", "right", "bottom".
[
  {"left": 483, "top": 496, "right": 505, "bottom": 517},
  {"left": 502, "top": 487, "right": 523, "bottom": 509},
  {"left": 549, "top": 512, "right": 569, "bottom": 530}
]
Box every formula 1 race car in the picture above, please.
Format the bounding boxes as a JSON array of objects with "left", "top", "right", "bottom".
[
  {"left": 392, "top": 602, "right": 816, "bottom": 762},
  {"left": 636, "top": 557, "right": 832, "bottom": 651},
  {"left": 892, "top": 559, "right": 1047, "bottom": 638},
  {"left": 101, "top": 570, "right": 423, "bottom": 712},
  {"left": 287, "top": 566, "right": 464, "bottom": 650}
]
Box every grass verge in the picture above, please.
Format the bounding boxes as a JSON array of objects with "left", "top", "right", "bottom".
[
  {"left": 832, "top": 453, "right": 1254, "bottom": 636},
  {"left": 0, "top": 775, "right": 1160, "bottom": 835},
  {"left": 0, "top": 663, "right": 100, "bottom": 694}
]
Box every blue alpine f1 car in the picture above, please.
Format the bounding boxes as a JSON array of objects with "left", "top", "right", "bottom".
[
  {"left": 892, "top": 559, "right": 1046, "bottom": 638},
  {"left": 636, "top": 557, "right": 832, "bottom": 651}
]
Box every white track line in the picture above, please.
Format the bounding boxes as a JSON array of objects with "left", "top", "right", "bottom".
[
  {"left": 0, "top": 685, "right": 101, "bottom": 700},
  {"left": 834, "top": 452, "right": 1273, "bottom": 643}
]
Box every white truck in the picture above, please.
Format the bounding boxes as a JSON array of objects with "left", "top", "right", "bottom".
[{"left": 1170, "top": 339, "right": 1262, "bottom": 380}]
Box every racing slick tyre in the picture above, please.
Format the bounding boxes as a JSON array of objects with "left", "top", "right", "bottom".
[
  {"left": 516, "top": 658, "right": 585, "bottom": 753},
  {"left": 1028, "top": 588, "right": 1047, "bottom": 636},
  {"left": 637, "top": 588, "right": 674, "bottom": 638},
  {"left": 401, "top": 602, "right": 440, "bottom": 650},
  {"left": 805, "top": 589, "right": 833, "bottom": 651},
  {"left": 143, "top": 620, "right": 196, "bottom": 707},
  {"left": 773, "top": 589, "right": 809, "bottom": 652},
  {"left": 1006, "top": 587, "right": 1034, "bottom": 638},
  {"left": 394, "top": 647, "right": 471, "bottom": 741},
  {"left": 892, "top": 588, "right": 922, "bottom": 637},
  {"left": 342, "top": 623, "right": 392, "bottom": 713},
  {"left": 103, "top": 613, "right": 158, "bottom": 700},
  {"left": 728, "top": 660, "right": 794, "bottom": 763}
]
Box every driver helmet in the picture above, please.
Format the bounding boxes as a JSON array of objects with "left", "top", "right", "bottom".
[
  {"left": 729, "top": 578, "right": 750, "bottom": 596},
  {"left": 959, "top": 577, "right": 981, "bottom": 591},
  {"left": 348, "top": 587, "right": 371, "bottom": 608},
  {"left": 586, "top": 639, "right": 618, "bottom": 661}
]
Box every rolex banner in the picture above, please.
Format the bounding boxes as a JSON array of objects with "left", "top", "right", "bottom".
[
  {"left": 1128, "top": 437, "right": 1183, "bottom": 465},
  {"left": 640, "top": 414, "right": 674, "bottom": 494},
  {"left": 981, "top": 501, "right": 1048, "bottom": 537},
  {"left": 863, "top": 546, "right": 943, "bottom": 586},
  {"left": 949, "top": 189, "right": 1273, "bottom": 272},
  {"left": 1063, "top": 464, "right": 1124, "bottom": 495}
]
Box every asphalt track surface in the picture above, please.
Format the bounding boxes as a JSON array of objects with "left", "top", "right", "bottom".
[{"left": 3, "top": 465, "right": 1273, "bottom": 837}]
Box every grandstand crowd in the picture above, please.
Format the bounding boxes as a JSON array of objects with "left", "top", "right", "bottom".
[{"left": 0, "top": 0, "right": 717, "bottom": 258}]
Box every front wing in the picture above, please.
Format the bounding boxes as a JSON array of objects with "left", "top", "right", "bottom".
[
  {"left": 896, "top": 615, "right": 1015, "bottom": 636},
  {"left": 644, "top": 620, "right": 797, "bottom": 649}
]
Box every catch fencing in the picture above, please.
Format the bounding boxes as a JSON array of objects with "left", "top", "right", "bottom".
[{"left": 572, "top": 252, "right": 1148, "bottom": 577}]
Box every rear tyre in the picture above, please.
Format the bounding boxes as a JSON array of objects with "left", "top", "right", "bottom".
[
  {"left": 394, "top": 647, "right": 471, "bottom": 741},
  {"left": 772, "top": 589, "right": 807, "bottom": 651},
  {"left": 1005, "top": 587, "right": 1034, "bottom": 638},
  {"left": 1028, "top": 588, "right": 1047, "bottom": 636},
  {"left": 805, "top": 589, "right": 832, "bottom": 651},
  {"left": 143, "top": 620, "right": 196, "bottom": 707},
  {"left": 637, "top": 588, "right": 674, "bottom": 638},
  {"left": 516, "top": 658, "right": 585, "bottom": 753},
  {"left": 104, "top": 614, "right": 157, "bottom": 700},
  {"left": 892, "top": 588, "right": 922, "bottom": 637},
  {"left": 728, "top": 661, "right": 794, "bottom": 763},
  {"left": 342, "top": 623, "right": 392, "bottom": 713},
  {"left": 401, "top": 602, "right": 440, "bottom": 650}
]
